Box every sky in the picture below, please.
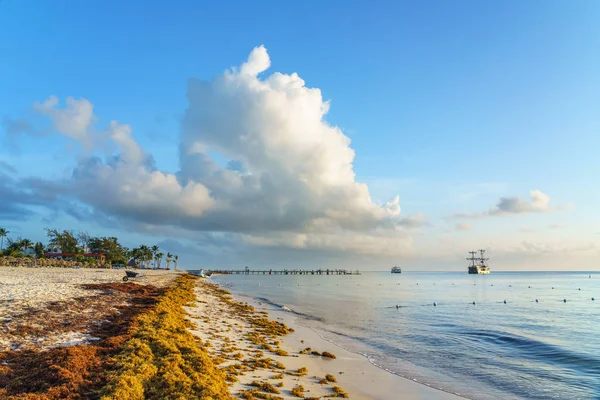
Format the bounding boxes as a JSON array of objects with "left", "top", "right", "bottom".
[{"left": 1, "top": 0, "right": 599, "bottom": 270}]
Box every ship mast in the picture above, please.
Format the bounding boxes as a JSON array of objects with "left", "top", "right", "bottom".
[
  {"left": 478, "top": 249, "right": 489, "bottom": 267},
  {"left": 467, "top": 251, "right": 477, "bottom": 267}
]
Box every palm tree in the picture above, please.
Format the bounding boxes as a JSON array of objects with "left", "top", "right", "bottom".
[
  {"left": 166, "top": 252, "right": 173, "bottom": 269},
  {"left": 138, "top": 245, "right": 151, "bottom": 268},
  {"left": 151, "top": 245, "right": 159, "bottom": 268},
  {"left": 0, "top": 227, "right": 8, "bottom": 252},
  {"left": 174, "top": 254, "right": 179, "bottom": 270},
  {"left": 155, "top": 252, "right": 164, "bottom": 269},
  {"left": 20, "top": 238, "right": 33, "bottom": 256}
]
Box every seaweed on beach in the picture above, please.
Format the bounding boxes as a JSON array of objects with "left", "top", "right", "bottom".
[
  {"left": 0, "top": 283, "right": 164, "bottom": 399},
  {"left": 290, "top": 384, "right": 305, "bottom": 397},
  {"left": 99, "top": 275, "right": 232, "bottom": 400}
]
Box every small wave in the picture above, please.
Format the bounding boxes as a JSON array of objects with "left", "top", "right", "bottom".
[
  {"left": 254, "top": 296, "right": 324, "bottom": 321},
  {"left": 467, "top": 329, "right": 600, "bottom": 375}
]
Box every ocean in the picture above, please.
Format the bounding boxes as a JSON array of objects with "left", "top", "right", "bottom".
[{"left": 212, "top": 271, "right": 600, "bottom": 400}]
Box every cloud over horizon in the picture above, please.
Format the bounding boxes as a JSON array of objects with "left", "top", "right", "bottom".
[{"left": 3, "top": 46, "right": 423, "bottom": 257}]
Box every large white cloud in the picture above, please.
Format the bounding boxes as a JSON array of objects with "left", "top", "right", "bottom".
[
  {"left": 178, "top": 46, "right": 402, "bottom": 233},
  {"left": 25, "top": 46, "right": 421, "bottom": 256}
]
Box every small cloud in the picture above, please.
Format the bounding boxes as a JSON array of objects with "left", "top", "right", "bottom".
[
  {"left": 450, "top": 190, "right": 568, "bottom": 219},
  {"left": 490, "top": 190, "right": 551, "bottom": 215},
  {"left": 2, "top": 116, "right": 36, "bottom": 135},
  {"left": 455, "top": 222, "right": 471, "bottom": 231}
]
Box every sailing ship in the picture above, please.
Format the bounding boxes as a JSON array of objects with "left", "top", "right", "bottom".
[
  {"left": 467, "top": 250, "right": 490, "bottom": 274},
  {"left": 391, "top": 266, "right": 402, "bottom": 273}
]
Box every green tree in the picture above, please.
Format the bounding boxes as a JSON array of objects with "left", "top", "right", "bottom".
[
  {"left": 136, "top": 245, "right": 153, "bottom": 268},
  {"left": 122, "top": 246, "right": 132, "bottom": 262},
  {"left": 45, "top": 228, "right": 82, "bottom": 254},
  {"left": 88, "top": 237, "right": 126, "bottom": 264},
  {"left": 4, "top": 237, "right": 23, "bottom": 256},
  {"left": 151, "top": 245, "right": 159, "bottom": 268},
  {"left": 20, "top": 238, "right": 33, "bottom": 256},
  {"left": 155, "top": 251, "right": 164, "bottom": 269},
  {"left": 34, "top": 242, "right": 45, "bottom": 258},
  {"left": 166, "top": 252, "right": 173, "bottom": 269},
  {"left": 0, "top": 227, "right": 8, "bottom": 251},
  {"left": 76, "top": 231, "right": 90, "bottom": 252},
  {"left": 174, "top": 254, "right": 179, "bottom": 270}
]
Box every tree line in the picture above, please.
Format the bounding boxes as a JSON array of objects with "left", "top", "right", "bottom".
[{"left": 0, "top": 226, "right": 178, "bottom": 269}]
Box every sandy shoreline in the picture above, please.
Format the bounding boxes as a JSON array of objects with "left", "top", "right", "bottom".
[
  {"left": 189, "top": 279, "right": 464, "bottom": 400},
  {"left": 1, "top": 268, "right": 465, "bottom": 399}
]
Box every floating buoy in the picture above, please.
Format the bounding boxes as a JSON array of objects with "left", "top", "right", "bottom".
[
  {"left": 472, "top": 301, "right": 476, "bottom": 305},
  {"left": 503, "top": 300, "right": 507, "bottom": 304},
  {"left": 536, "top": 299, "right": 539, "bottom": 303},
  {"left": 563, "top": 299, "right": 567, "bottom": 303},
  {"left": 552, "top": 287, "right": 554, "bottom": 289},
  {"left": 509, "top": 285, "right": 512, "bottom": 287},
  {"left": 592, "top": 297, "right": 595, "bottom": 301},
  {"left": 528, "top": 286, "right": 531, "bottom": 288},
  {"left": 578, "top": 288, "right": 581, "bottom": 291},
  {"left": 433, "top": 302, "right": 437, "bottom": 307}
]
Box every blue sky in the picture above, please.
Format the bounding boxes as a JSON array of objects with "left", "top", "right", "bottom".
[{"left": 1, "top": 1, "right": 599, "bottom": 270}]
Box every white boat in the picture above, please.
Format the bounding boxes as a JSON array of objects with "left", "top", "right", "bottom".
[
  {"left": 391, "top": 266, "right": 402, "bottom": 273},
  {"left": 198, "top": 269, "right": 213, "bottom": 278}
]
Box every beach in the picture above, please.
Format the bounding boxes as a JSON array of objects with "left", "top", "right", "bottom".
[
  {"left": 186, "top": 279, "right": 462, "bottom": 400},
  {"left": 3, "top": 267, "right": 596, "bottom": 399},
  {"left": 0, "top": 266, "right": 182, "bottom": 352},
  {"left": 1, "top": 266, "right": 463, "bottom": 399}
]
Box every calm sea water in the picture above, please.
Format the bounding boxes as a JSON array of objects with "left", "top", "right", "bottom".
[{"left": 212, "top": 271, "right": 600, "bottom": 400}]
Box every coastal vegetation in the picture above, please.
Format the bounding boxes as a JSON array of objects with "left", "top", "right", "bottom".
[{"left": 0, "top": 225, "right": 178, "bottom": 269}]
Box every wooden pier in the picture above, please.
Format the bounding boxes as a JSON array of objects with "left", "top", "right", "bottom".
[{"left": 189, "top": 267, "right": 360, "bottom": 276}]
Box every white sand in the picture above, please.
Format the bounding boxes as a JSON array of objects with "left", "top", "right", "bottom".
[
  {"left": 0, "top": 266, "right": 182, "bottom": 351},
  {"left": 0, "top": 266, "right": 181, "bottom": 307},
  {"left": 187, "top": 280, "right": 465, "bottom": 400}
]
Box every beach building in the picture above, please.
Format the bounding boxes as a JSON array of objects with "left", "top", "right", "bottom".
[{"left": 43, "top": 245, "right": 105, "bottom": 262}]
